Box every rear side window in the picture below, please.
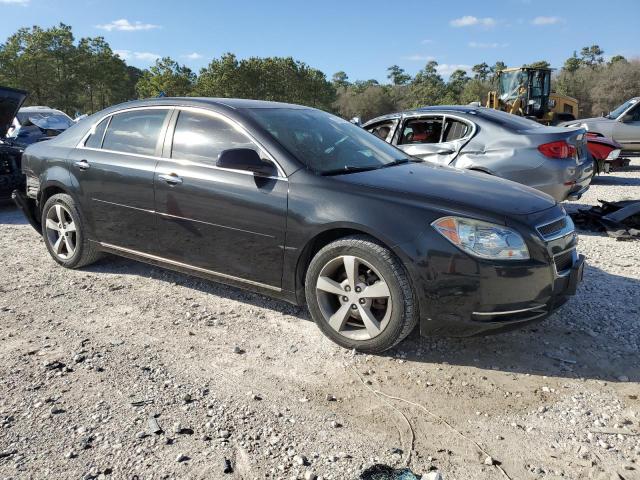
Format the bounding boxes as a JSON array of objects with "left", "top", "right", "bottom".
[
  {"left": 442, "top": 118, "right": 471, "bottom": 142},
  {"left": 171, "top": 111, "right": 255, "bottom": 164},
  {"left": 84, "top": 117, "right": 109, "bottom": 148},
  {"left": 102, "top": 109, "right": 169, "bottom": 156}
]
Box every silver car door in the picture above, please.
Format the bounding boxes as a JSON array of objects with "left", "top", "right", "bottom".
[{"left": 396, "top": 114, "right": 474, "bottom": 165}]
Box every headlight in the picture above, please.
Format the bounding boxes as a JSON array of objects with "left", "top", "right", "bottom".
[{"left": 432, "top": 216, "right": 529, "bottom": 260}]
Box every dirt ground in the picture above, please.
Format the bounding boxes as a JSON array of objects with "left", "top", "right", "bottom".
[{"left": 0, "top": 163, "right": 639, "bottom": 480}]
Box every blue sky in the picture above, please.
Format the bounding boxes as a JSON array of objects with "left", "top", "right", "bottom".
[{"left": 1, "top": 0, "right": 639, "bottom": 81}]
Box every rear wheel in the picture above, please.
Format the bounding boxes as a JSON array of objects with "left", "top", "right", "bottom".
[
  {"left": 41, "top": 193, "right": 101, "bottom": 268},
  {"left": 305, "top": 235, "right": 417, "bottom": 353}
]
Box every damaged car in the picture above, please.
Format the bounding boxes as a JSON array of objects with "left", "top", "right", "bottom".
[
  {"left": 364, "top": 106, "right": 593, "bottom": 202},
  {"left": 0, "top": 86, "right": 28, "bottom": 200},
  {"left": 8, "top": 105, "right": 74, "bottom": 147}
]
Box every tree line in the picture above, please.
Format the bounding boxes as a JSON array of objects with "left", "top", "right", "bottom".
[{"left": 1, "top": 24, "right": 637, "bottom": 122}]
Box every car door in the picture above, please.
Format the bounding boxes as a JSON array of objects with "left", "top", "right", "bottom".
[
  {"left": 153, "top": 107, "right": 287, "bottom": 289},
  {"left": 69, "top": 107, "right": 172, "bottom": 252},
  {"left": 613, "top": 103, "right": 640, "bottom": 151},
  {"left": 395, "top": 114, "right": 474, "bottom": 165}
]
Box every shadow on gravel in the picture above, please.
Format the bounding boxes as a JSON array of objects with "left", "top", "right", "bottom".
[
  {"left": 394, "top": 264, "right": 640, "bottom": 383},
  {"left": 591, "top": 175, "right": 640, "bottom": 187},
  {"left": 84, "top": 255, "right": 309, "bottom": 320},
  {"left": 0, "top": 202, "right": 27, "bottom": 225}
]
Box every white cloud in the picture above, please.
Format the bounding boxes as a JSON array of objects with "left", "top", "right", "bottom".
[
  {"left": 531, "top": 16, "right": 561, "bottom": 25},
  {"left": 468, "top": 41, "right": 508, "bottom": 48},
  {"left": 437, "top": 64, "right": 472, "bottom": 76},
  {"left": 0, "top": 0, "right": 29, "bottom": 5},
  {"left": 183, "top": 52, "right": 203, "bottom": 60},
  {"left": 421, "top": 39, "right": 434, "bottom": 45},
  {"left": 450, "top": 16, "right": 496, "bottom": 28},
  {"left": 114, "top": 50, "right": 160, "bottom": 63},
  {"left": 402, "top": 54, "right": 436, "bottom": 62},
  {"left": 96, "top": 19, "right": 160, "bottom": 32}
]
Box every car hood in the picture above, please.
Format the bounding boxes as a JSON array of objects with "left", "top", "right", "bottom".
[
  {"left": 336, "top": 162, "right": 556, "bottom": 216},
  {"left": 559, "top": 117, "right": 613, "bottom": 127},
  {"left": 0, "top": 86, "right": 27, "bottom": 138}
]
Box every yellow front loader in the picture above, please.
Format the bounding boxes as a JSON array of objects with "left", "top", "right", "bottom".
[{"left": 486, "top": 67, "right": 578, "bottom": 125}]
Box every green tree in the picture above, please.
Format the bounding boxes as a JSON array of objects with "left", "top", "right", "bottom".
[
  {"left": 563, "top": 51, "right": 582, "bottom": 73},
  {"left": 445, "top": 69, "right": 470, "bottom": 103},
  {"left": 580, "top": 45, "right": 604, "bottom": 67},
  {"left": 387, "top": 65, "right": 411, "bottom": 85},
  {"left": 525, "top": 60, "right": 551, "bottom": 69},
  {"left": 136, "top": 57, "right": 195, "bottom": 98},
  {"left": 471, "top": 62, "right": 490, "bottom": 81},
  {"left": 331, "top": 71, "right": 350, "bottom": 88}
]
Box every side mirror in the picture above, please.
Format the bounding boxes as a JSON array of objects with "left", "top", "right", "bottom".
[
  {"left": 620, "top": 114, "right": 634, "bottom": 123},
  {"left": 217, "top": 148, "right": 276, "bottom": 176}
]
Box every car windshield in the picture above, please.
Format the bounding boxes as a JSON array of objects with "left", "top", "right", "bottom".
[
  {"left": 17, "top": 111, "right": 74, "bottom": 130},
  {"left": 247, "top": 108, "right": 412, "bottom": 175},
  {"left": 608, "top": 99, "right": 638, "bottom": 119}
]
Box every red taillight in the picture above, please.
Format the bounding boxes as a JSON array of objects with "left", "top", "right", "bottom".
[{"left": 538, "top": 141, "right": 576, "bottom": 159}]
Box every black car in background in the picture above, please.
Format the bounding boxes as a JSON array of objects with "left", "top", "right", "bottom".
[
  {"left": 14, "top": 98, "right": 584, "bottom": 353},
  {"left": 0, "top": 86, "right": 27, "bottom": 199}
]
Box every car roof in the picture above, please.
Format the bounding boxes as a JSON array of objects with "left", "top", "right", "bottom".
[
  {"left": 107, "top": 97, "right": 311, "bottom": 111},
  {"left": 364, "top": 105, "right": 480, "bottom": 126}
]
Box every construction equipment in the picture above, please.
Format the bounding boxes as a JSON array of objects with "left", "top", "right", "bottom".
[{"left": 486, "top": 67, "right": 578, "bottom": 125}]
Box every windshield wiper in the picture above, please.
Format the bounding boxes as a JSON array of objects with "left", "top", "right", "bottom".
[
  {"left": 375, "top": 158, "right": 421, "bottom": 169},
  {"left": 320, "top": 165, "right": 381, "bottom": 176}
]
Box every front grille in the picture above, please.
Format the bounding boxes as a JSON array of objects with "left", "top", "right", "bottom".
[
  {"left": 554, "top": 249, "right": 575, "bottom": 273},
  {"left": 537, "top": 217, "right": 567, "bottom": 238}
]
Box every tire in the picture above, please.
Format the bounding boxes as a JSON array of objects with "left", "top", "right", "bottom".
[
  {"left": 41, "top": 193, "right": 101, "bottom": 268},
  {"left": 305, "top": 234, "right": 417, "bottom": 353}
]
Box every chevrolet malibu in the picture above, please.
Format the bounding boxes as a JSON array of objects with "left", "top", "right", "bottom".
[{"left": 14, "top": 98, "right": 584, "bottom": 353}]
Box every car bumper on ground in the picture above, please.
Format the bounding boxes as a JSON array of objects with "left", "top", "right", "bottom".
[{"left": 396, "top": 214, "right": 584, "bottom": 337}]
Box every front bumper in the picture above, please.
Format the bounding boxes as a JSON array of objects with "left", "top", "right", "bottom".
[{"left": 397, "top": 210, "right": 585, "bottom": 337}]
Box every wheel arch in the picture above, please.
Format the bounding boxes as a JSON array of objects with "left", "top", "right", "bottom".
[{"left": 293, "top": 226, "right": 400, "bottom": 304}]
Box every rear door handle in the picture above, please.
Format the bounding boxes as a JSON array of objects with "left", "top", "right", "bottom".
[
  {"left": 74, "top": 159, "right": 90, "bottom": 170},
  {"left": 158, "top": 173, "right": 183, "bottom": 185}
]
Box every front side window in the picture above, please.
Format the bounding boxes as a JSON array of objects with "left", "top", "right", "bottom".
[
  {"left": 247, "top": 108, "right": 411, "bottom": 175},
  {"left": 365, "top": 120, "right": 396, "bottom": 142},
  {"left": 399, "top": 117, "right": 444, "bottom": 145},
  {"left": 102, "top": 109, "right": 169, "bottom": 156},
  {"left": 171, "top": 111, "right": 255, "bottom": 164},
  {"left": 84, "top": 117, "right": 109, "bottom": 148}
]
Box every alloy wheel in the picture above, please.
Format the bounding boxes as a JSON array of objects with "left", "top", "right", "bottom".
[
  {"left": 45, "top": 203, "right": 77, "bottom": 260},
  {"left": 315, "top": 255, "right": 392, "bottom": 341}
]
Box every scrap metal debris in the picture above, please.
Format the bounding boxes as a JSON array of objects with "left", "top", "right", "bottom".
[{"left": 570, "top": 200, "right": 640, "bottom": 240}]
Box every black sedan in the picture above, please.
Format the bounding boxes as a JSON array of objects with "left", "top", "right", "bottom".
[{"left": 14, "top": 98, "right": 584, "bottom": 353}]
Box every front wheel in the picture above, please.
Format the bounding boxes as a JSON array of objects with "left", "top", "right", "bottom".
[
  {"left": 41, "top": 193, "right": 101, "bottom": 268},
  {"left": 305, "top": 235, "right": 417, "bottom": 353}
]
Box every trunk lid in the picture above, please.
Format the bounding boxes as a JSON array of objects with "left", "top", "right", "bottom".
[{"left": 0, "top": 86, "right": 27, "bottom": 138}]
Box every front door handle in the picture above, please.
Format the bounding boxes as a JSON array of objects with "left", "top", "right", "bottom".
[
  {"left": 74, "top": 159, "right": 90, "bottom": 170},
  {"left": 158, "top": 173, "right": 183, "bottom": 185}
]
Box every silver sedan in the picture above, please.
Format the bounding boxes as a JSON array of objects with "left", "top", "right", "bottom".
[{"left": 364, "top": 106, "right": 593, "bottom": 202}]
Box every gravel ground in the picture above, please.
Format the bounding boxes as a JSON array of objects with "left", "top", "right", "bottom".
[{"left": 0, "top": 162, "right": 639, "bottom": 480}]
